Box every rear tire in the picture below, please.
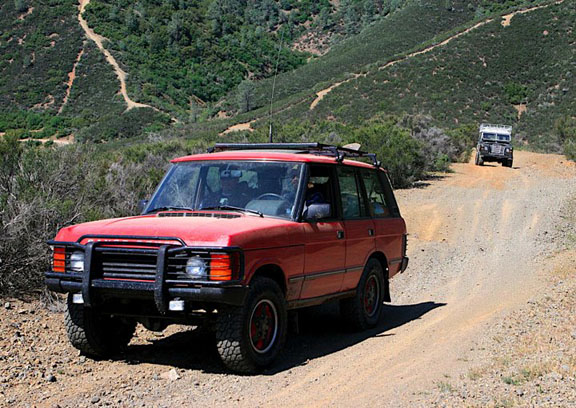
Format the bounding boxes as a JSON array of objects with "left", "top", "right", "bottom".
[
  {"left": 341, "top": 259, "right": 385, "bottom": 331},
  {"left": 65, "top": 294, "right": 136, "bottom": 358},
  {"left": 216, "top": 277, "right": 287, "bottom": 373}
]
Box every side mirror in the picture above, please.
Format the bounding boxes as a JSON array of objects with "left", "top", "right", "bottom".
[
  {"left": 304, "top": 203, "right": 331, "bottom": 221},
  {"left": 138, "top": 199, "right": 149, "bottom": 214}
]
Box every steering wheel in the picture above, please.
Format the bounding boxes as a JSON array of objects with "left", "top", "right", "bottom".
[{"left": 256, "top": 193, "right": 284, "bottom": 200}]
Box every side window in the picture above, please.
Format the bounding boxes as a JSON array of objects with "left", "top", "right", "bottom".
[
  {"left": 337, "top": 167, "right": 367, "bottom": 219},
  {"left": 361, "top": 169, "right": 390, "bottom": 218},
  {"left": 304, "top": 165, "right": 336, "bottom": 219}
]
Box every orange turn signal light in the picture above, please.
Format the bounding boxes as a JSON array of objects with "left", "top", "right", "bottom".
[
  {"left": 53, "top": 247, "right": 66, "bottom": 273},
  {"left": 210, "top": 254, "right": 236, "bottom": 281}
]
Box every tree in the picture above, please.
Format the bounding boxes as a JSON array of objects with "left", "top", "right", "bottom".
[
  {"left": 236, "top": 79, "right": 255, "bottom": 113},
  {"left": 342, "top": 0, "right": 360, "bottom": 35},
  {"left": 168, "top": 13, "right": 183, "bottom": 43},
  {"left": 362, "top": 0, "right": 377, "bottom": 26},
  {"left": 14, "top": 0, "right": 27, "bottom": 13}
]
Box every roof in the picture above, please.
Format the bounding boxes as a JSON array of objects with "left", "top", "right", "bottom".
[
  {"left": 171, "top": 150, "right": 376, "bottom": 169},
  {"left": 479, "top": 123, "right": 512, "bottom": 135}
]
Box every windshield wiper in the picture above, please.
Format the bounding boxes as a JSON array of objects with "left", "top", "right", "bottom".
[
  {"left": 146, "top": 206, "right": 195, "bottom": 214},
  {"left": 199, "top": 205, "right": 263, "bottom": 217}
]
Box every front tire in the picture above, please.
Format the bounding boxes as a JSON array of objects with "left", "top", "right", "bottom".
[
  {"left": 65, "top": 294, "right": 136, "bottom": 358},
  {"left": 341, "top": 259, "right": 385, "bottom": 331},
  {"left": 503, "top": 159, "right": 513, "bottom": 168},
  {"left": 475, "top": 152, "right": 484, "bottom": 166},
  {"left": 216, "top": 277, "right": 287, "bottom": 373}
]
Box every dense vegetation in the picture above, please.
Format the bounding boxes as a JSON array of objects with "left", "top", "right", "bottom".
[
  {"left": 83, "top": 0, "right": 411, "bottom": 113},
  {"left": 0, "top": 0, "right": 169, "bottom": 142},
  {"left": 229, "top": 0, "right": 482, "bottom": 113}
]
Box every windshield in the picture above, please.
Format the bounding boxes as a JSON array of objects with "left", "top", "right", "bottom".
[
  {"left": 146, "top": 161, "right": 303, "bottom": 219},
  {"left": 482, "top": 133, "right": 511, "bottom": 142}
]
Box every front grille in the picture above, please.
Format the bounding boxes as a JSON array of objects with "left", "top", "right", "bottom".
[
  {"left": 88, "top": 246, "right": 238, "bottom": 283},
  {"left": 95, "top": 248, "right": 158, "bottom": 281},
  {"left": 491, "top": 144, "right": 505, "bottom": 155}
]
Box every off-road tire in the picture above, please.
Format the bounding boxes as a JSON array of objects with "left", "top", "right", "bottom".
[
  {"left": 475, "top": 152, "right": 484, "bottom": 166},
  {"left": 341, "top": 258, "right": 385, "bottom": 331},
  {"left": 65, "top": 294, "right": 136, "bottom": 358},
  {"left": 216, "top": 277, "right": 287, "bottom": 373},
  {"left": 503, "top": 159, "right": 513, "bottom": 168}
]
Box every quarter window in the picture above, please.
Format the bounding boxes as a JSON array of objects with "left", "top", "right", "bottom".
[{"left": 361, "top": 170, "right": 390, "bottom": 217}]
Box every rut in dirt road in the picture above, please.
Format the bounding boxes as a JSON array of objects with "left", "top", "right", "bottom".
[{"left": 2, "top": 151, "right": 575, "bottom": 407}]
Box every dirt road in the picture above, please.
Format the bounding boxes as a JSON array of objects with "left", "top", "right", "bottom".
[{"left": 1, "top": 151, "right": 575, "bottom": 407}]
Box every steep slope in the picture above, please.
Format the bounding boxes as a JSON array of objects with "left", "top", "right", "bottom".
[
  {"left": 305, "top": 0, "right": 573, "bottom": 149},
  {"left": 0, "top": 0, "right": 169, "bottom": 142},
  {"left": 0, "top": 0, "right": 83, "bottom": 114},
  {"left": 240, "top": 0, "right": 484, "bottom": 111}
]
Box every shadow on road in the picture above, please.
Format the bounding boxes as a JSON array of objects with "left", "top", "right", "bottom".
[{"left": 116, "top": 301, "right": 445, "bottom": 374}]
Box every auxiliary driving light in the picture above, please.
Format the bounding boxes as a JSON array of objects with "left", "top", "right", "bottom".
[{"left": 169, "top": 300, "right": 185, "bottom": 311}]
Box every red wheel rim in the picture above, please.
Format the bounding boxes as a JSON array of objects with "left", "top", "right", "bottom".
[
  {"left": 363, "top": 274, "right": 380, "bottom": 318},
  {"left": 249, "top": 299, "right": 278, "bottom": 354}
]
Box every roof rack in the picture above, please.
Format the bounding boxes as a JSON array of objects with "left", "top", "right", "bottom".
[{"left": 207, "top": 143, "right": 381, "bottom": 167}]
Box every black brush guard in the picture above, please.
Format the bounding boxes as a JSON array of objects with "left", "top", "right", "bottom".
[{"left": 45, "top": 236, "right": 247, "bottom": 313}]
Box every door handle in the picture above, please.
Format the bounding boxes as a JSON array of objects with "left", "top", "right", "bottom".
[
  {"left": 368, "top": 229, "right": 374, "bottom": 236},
  {"left": 337, "top": 230, "right": 345, "bottom": 239}
]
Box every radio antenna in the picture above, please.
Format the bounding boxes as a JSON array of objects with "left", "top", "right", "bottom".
[{"left": 268, "top": 27, "right": 285, "bottom": 143}]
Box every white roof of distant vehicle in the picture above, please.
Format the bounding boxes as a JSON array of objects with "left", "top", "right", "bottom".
[{"left": 479, "top": 123, "right": 512, "bottom": 135}]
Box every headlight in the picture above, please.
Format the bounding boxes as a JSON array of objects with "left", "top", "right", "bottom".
[
  {"left": 69, "top": 251, "right": 85, "bottom": 272},
  {"left": 185, "top": 257, "right": 207, "bottom": 278}
]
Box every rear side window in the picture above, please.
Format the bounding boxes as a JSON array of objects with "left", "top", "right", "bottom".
[
  {"left": 337, "top": 167, "right": 367, "bottom": 219},
  {"left": 360, "top": 169, "right": 390, "bottom": 217}
]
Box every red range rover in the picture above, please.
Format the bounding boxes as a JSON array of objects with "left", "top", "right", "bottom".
[{"left": 46, "top": 143, "right": 408, "bottom": 373}]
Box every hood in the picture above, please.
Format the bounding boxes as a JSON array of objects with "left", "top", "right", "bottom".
[{"left": 55, "top": 212, "right": 302, "bottom": 249}]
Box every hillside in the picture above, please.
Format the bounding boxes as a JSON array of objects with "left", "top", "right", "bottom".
[
  {"left": 213, "top": 0, "right": 573, "bottom": 153},
  {"left": 225, "top": 0, "right": 483, "bottom": 112},
  {"left": 0, "top": 0, "right": 414, "bottom": 141},
  {"left": 303, "top": 0, "right": 575, "bottom": 150},
  {"left": 0, "top": 0, "right": 167, "bottom": 142}
]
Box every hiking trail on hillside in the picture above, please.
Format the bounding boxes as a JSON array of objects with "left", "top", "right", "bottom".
[
  {"left": 76, "top": 0, "right": 152, "bottom": 112},
  {"left": 308, "top": 0, "right": 564, "bottom": 110}
]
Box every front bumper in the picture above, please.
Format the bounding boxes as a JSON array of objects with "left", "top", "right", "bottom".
[
  {"left": 45, "top": 275, "right": 248, "bottom": 307},
  {"left": 45, "top": 238, "right": 248, "bottom": 313},
  {"left": 480, "top": 153, "right": 512, "bottom": 160}
]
